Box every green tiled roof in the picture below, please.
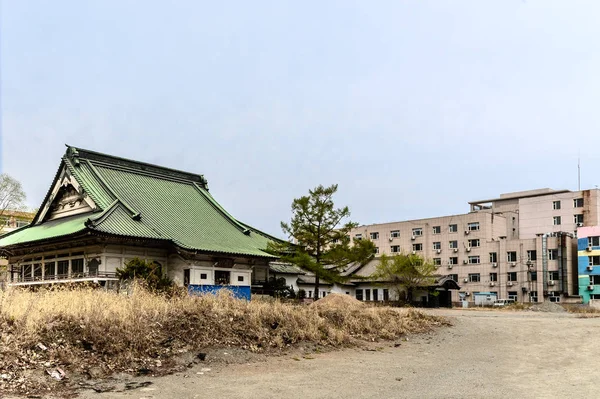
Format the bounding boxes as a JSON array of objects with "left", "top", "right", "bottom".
[
  {"left": 0, "top": 146, "right": 278, "bottom": 258},
  {"left": 0, "top": 213, "right": 90, "bottom": 246}
]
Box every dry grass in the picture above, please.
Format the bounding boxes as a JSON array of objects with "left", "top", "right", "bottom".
[
  {"left": 562, "top": 304, "right": 600, "bottom": 314},
  {"left": 0, "top": 289, "right": 448, "bottom": 394}
]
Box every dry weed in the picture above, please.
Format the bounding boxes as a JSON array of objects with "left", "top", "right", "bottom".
[{"left": 0, "top": 289, "right": 448, "bottom": 395}]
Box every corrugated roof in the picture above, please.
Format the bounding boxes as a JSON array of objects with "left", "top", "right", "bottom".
[
  {"left": 269, "top": 262, "right": 306, "bottom": 275},
  {"left": 0, "top": 146, "right": 278, "bottom": 258}
]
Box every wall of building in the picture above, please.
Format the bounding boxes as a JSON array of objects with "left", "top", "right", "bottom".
[{"left": 518, "top": 191, "right": 590, "bottom": 239}]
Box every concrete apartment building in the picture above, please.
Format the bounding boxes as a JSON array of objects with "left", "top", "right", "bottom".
[{"left": 350, "top": 188, "right": 600, "bottom": 304}]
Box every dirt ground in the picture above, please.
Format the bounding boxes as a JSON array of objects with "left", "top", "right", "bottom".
[{"left": 15, "top": 308, "right": 600, "bottom": 399}]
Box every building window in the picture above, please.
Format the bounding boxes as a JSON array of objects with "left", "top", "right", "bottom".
[
  {"left": 468, "top": 239, "right": 480, "bottom": 248},
  {"left": 57, "top": 260, "right": 68, "bottom": 276},
  {"left": 507, "top": 272, "right": 517, "bottom": 282},
  {"left": 589, "top": 256, "right": 600, "bottom": 266},
  {"left": 449, "top": 274, "right": 458, "bottom": 282},
  {"left": 527, "top": 250, "right": 537, "bottom": 261},
  {"left": 449, "top": 240, "right": 458, "bottom": 249},
  {"left": 215, "top": 270, "right": 231, "bottom": 285},
  {"left": 507, "top": 252, "right": 517, "bottom": 262},
  {"left": 468, "top": 256, "right": 480, "bottom": 264},
  {"left": 370, "top": 232, "right": 379, "bottom": 240},
  {"left": 468, "top": 273, "right": 480, "bottom": 282},
  {"left": 413, "top": 243, "right": 423, "bottom": 251},
  {"left": 33, "top": 263, "right": 42, "bottom": 279},
  {"left": 374, "top": 247, "right": 379, "bottom": 254},
  {"left": 383, "top": 289, "right": 389, "bottom": 301},
  {"left": 433, "top": 242, "right": 441, "bottom": 250},
  {"left": 574, "top": 214, "right": 584, "bottom": 224},
  {"left": 552, "top": 200, "right": 561, "bottom": 210},
  {"left": 590, "top": 275, "right": 600, "bottom": 285},
  {"left": 433, "top": 258, "right": 441, "bottom": 266},
  {"left": 449, "top": 257, "right": 458, "bottom": 265},
  {"left": 365, "top": 289, "right": 371, "bottom": 301},
  {"left": 490, "top": 273, "right": 498, "bottom": 282},
  {"left": 43, "top": 262, "right": 55, "bottom": 279},
  {"left": 354, "top": 234, "right": 362, "bottom": 240},
  {"left": 412, "top": 228, "right": 423, "bottom": 237},
  {"left": 548, "top": 249, "right": 558, "bottom": 260},
  {"left": 372, "top": 289, "right": 378, "bottom": 301},
  {"left": 553, "top": 216, "right": 561, "bottom": 226},
  {"left": 588, "top": 236, "right": 600, "bottom": 247},
  {"left": 200, "top": 273, "right": 208, "bottom": 279},
  {"left": 390, "top": 245, "right": 400, "bottom": 253},
  {"left": 507, "top": 291, "right": 518, "bottom": 301},
  {"left": 489, "top": 252, "right": 497, "bottom": 263},
  {"left": 549, "top": 271, "right": 559, "bottom": 281},
  {"left": 355, "top": 289, "right": 363, "bottom": 301},
  {"left": 237, "top": 275, "right": 244, "bottom": 282},
  {"left": 390, "top": 230, "right": 400, "bottom": 238},
  {"left": 467, "top": 222, "right": 480, "bottom": 231},
  {"left": 449, "top": 224, "right": 458, "bottom": 233},
  {"left": 71, "top": 258, "right": 84, "bottom": 276},
  {"left": 530, "top": 291, "right": 538, "bottom": 301},
  {"left": 574, "top": 198, "right": 584, "bottom": 208},
  {"left": 530, "top": 271, "right": 537, "bottom": 281},
  {"left": 432, "top": 226, "right": 441, "bottom": 234}
]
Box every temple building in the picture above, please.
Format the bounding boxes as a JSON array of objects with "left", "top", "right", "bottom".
[{"left": 0, "top": 146, "right": 279, "bottom": 299}]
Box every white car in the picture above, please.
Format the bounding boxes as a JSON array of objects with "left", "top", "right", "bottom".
[{"left": 493, "top": 299, "right": 516, "bottom": 307}]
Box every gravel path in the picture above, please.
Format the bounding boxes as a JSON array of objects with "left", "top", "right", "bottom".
[{"left": 78, "top": 309, "right": 600, "bottom": 399}]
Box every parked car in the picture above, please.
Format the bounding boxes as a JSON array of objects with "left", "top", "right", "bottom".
[{"left": 493, "top": 299, "right": 516, "bottom": 307}]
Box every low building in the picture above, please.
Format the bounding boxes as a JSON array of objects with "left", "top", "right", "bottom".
[
  {"left": 577, "top": 226, "right": 600, "bottom": 304},
  {"left": 0, "top": 146, "right": 280, "bottom": 299},
  {"left": 345, "top": 188, "right": 590, "bottom": 304},
  {"left": 0, "top": 210, "right": 35, "bottom": 235}
]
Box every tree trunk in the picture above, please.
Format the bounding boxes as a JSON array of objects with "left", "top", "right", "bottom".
[{"left": 314, "top": 274, "right": 320, "bottom": 300}]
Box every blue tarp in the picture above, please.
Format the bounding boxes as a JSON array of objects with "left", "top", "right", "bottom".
[{"left": 187, "top": 284, "right": 251, "bottom": 300}]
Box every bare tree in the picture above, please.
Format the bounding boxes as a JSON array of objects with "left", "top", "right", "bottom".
[{"left": 0, "top": 174, "right": 27, "bottom": 231}]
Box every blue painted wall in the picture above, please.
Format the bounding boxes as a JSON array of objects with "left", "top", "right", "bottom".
[
  {"left": 188, "top": 284, "right": 251, "bottom": 300},
  {"left": 578, "top": 235, "right": 600, "bottom": 304}
]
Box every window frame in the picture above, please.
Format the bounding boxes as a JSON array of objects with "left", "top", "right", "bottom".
[
  {"left": 467, "top": 222, "right": 480, "bottom": 231},
  {"left": 468, "top": 255, "right": 480, "bottom": 264},
  {"left": 553, "top": 216, "right": 561, "bottom": 226}
]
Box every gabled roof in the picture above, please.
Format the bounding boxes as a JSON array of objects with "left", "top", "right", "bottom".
[
  {"left": 269, "top": 262, "right": 306, "bottom": 275},
  {"left": 0, "top": 146, "right": 279, "bottom": 258}
]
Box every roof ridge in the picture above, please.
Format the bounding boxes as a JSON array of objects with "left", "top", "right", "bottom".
[
  {"left": 86, "top": 199, "right": 120, "bottom": 227},
  {"left": 66, "top": 145, "right": 208, "bottom": 188}
]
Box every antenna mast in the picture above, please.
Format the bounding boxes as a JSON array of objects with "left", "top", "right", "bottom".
[{"left": 578, "top": 156, "right": 581, "bottom": 191}]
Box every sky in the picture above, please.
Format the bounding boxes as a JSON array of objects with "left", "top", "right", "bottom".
[{"left": 2, "top": 0, "right": 600, "bottom": 239}]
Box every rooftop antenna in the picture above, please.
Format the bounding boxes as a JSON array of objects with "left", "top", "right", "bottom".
[{"left": 578, "top": 153, "right": 581, "bottom": 191}]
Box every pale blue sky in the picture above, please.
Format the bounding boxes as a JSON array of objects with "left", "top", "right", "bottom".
[{"left": 2, "top": 1, "right": 600, "bottom": 238}]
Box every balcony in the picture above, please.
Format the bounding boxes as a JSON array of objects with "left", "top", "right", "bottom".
[{"left": 9, "top": 271, "right": 119, "bottom": 286}]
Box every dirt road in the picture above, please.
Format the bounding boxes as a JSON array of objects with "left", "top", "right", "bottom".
[{"left": 79, "top": 309, "right": 600, "bottom": 399}]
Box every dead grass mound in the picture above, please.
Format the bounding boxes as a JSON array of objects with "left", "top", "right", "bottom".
[
  {"left": 309, "top": 293, "right": 366, "bottom": 311},
  {"left": 0, "top": 286, "right": 449, "bottom": 396}
]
